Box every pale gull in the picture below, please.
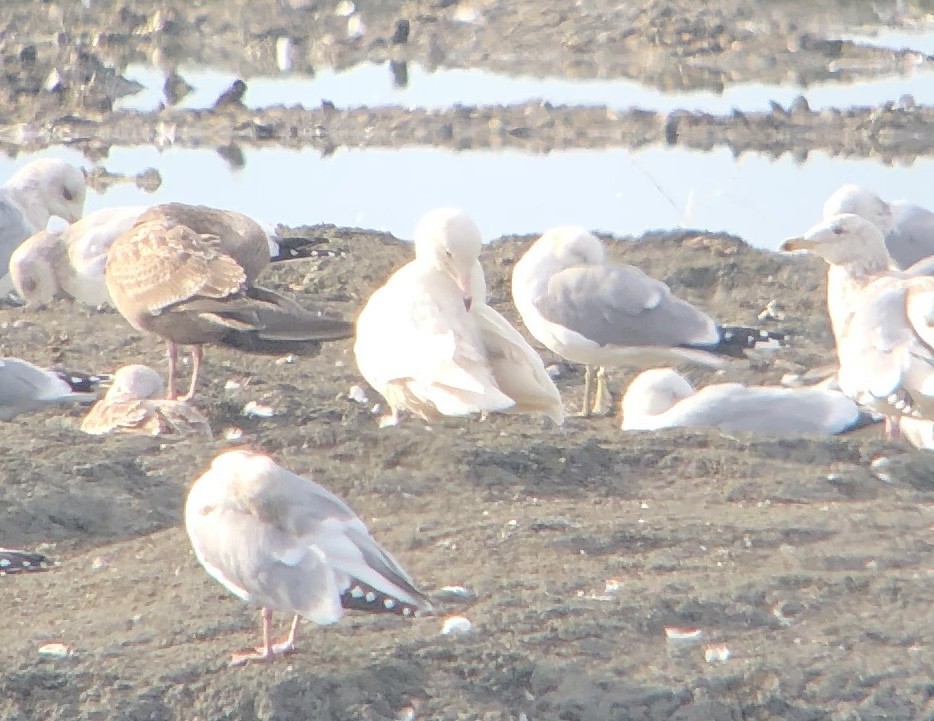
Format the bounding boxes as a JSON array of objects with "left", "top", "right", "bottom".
[
  {"left": 511, "top": 226, "right": 784, "bottom": 417},
  {"left": 822, "top": 184, "right": 934, "bottom": 270},
  {"left": 81, "top": 364, "right": 212, "bottom": 437},
  {"left": 185, "top": 449, "right": 431, "bottom": 666},
  {"left": 621, "top": 367, "right": 873, "bottom": 435},
  {"left": 355, "top": 208, "right": 563, "bottom": 426},
  {"left": 0, "top": 158, "right": 86, "bottom": 294},
  {"left": 10, "top": 203, "right": 331, "bottom": 308},
  {"left": 104, "top": 205, "right": 354, "bottom": 400},
  {"left": 0, "top": 357, "right": 104, "bottom": 420}
]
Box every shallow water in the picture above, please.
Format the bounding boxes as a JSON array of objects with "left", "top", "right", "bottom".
[
  {"left": 3, "top": 143, "right": 933, "bottom": 249},
  {"left": 116, "top": 58, "right": 934, "bottom": 115}
]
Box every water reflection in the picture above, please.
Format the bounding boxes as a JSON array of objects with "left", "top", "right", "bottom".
[
  {"left": 2, "top": 144, "right": 933, "bottom": 251},
  {"left": 115, "top": 58, "right": 934, "bottom": 114}
]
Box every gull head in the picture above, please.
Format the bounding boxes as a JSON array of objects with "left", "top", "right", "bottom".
[
  {"left": 106, "top": 364, "right": 166, "bottom": 401},
  {"left": 621, "top": 368, "right": 694, "bottom": 429},
  {"left": 822, "top": 184, "right": 894, "bottom": 235},
  {"left": 413, "top": 207, "right": 482, "bottom": 311},
  {"left": 9, "top": 229, "right": 64, "bottom": 306},
  {"left": 6, "top": 158, "right": 87, "bottom": 227},
  {"left": 781, "top": 213, "right": 891, "bottom": 272},
  {"left": 531, "top": 226, "right": 605, "bottom": 270}
]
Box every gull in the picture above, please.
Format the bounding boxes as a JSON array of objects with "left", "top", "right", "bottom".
[
  {"left": 823, "top": 184, "right": 934, "bottom": 270},
  {"left": 0, "top": 357, "right": 104, "bottom": 420},
  {"left": 1, "top": 158, "right": 86, "bottom": 294},
  {"left": 783, "top": 215, "right": 934, "bottom": 432},
  {"left": 511, "top": 226, "right": 784, "bottom": 417},
  {"left": 0, "top": 548, "right": 55, "bottom": 575},
  {"left": 104, "top": 205, "right": 354, "bottom": 400},
  {"left": 184, "top": 449, "right": 432, "bottom": 666},
  {"left": 11, "top": 203, "right": 333, "bottom": 307},
  {"left": 621, "top": 367, "right": 874, "bottom": 435},
  {"left": 81, "top": 364, "right": 211, "bottom": 437},
  {"left": 355, "top": 208, "right": 563, "bottom": 426}
]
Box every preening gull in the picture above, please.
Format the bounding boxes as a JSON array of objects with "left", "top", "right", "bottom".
[
  {"left": 511, "top": 226, "right": 784, "bottom": 416},
  {"left": 184, "top": 449, "right": 431, "bottom": 666},
  {"left": 355, "top": 208, "right": 563, "bottom": 426},
  {"left": 81, "top": 364, "right": 211, "bottom": 437},
  {"left": 823, "top": 184, "right": 934, "bottom": 270},
  {"left": 104, "top": 205, "right": 354, "bottom": 400},
  {"left": 0, "top": 357, "right": 104, "bottom": 420},
  {"left": 621, "top": 367, "right": 874, "bottom": 435},
  {"left": 10, "top": 204, "right": 331, "bottom": 308},
  {"left": 0, "top": 548, "right": 55, "bottom": 575},
  {"left": 1, "top": 158, "right": 86, "bottom": 294}
]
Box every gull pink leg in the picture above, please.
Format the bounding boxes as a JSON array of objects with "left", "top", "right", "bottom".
[
  {"left": 182, "top": 345, "right": 204, "bottom": 401},
  {"left": 229, "top": 609, "right": 298, "bottom": 667},
  {"left": 166, "top": 341, "right": 179, "bottom": 400}
]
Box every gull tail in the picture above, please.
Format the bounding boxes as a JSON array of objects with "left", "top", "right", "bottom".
[
  {"left": 708, "top": 325, "right": 786, "bottom": 358},
  {"left": 0, "top": 548, "right": 56, "bottom": 575}
]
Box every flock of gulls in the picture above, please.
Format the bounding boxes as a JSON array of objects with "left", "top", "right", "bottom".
[{"left": 2, "top": 155, "right": 934, "bottom": 665}]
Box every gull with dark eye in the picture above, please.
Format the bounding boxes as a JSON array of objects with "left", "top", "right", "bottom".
[{"left": 0, "top": 158, "right": 86, "bottom": 295}]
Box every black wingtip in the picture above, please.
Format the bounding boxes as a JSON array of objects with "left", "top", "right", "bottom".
[
  {"left": 270, "top": 236, "right": 343, "bottom": 262},
  {"left": 712, "top": 325, "right": 786, "bottom": 358},
  {"left": 0, "top": 549, "right": 56, "bottom": 575},
  {"left": 340, "top": 579, "right": 428, "bottom": 618},
  {"left": 52, "top": 369, "right": 111, "bottom": 393}
]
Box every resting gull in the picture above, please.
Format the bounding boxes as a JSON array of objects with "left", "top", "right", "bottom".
[
  {"left": 511, "top": 226, "right": 784, "bottom": 416},
  {"left": 11, "top": 203, "right": 335, "bottom": 307},
  {"left": 355, "top": 208, "right": 563, "bottom": 426},
  {"left": 1, "top": 158, "right": 86, "bottom": 294},
  {"left": 81, "top": 364, "right": 211, "bottom": 437},
  {"left": 0, "top": 357, "right": 104, "bottom": 420},
  {"left": 823, "top": 184, "right": 934, "bottom": 270},
  {"left": 621, "top": 367, "right": 874, "bottom": 435},
  {"left": 104, "top": 205, "right": 354, "bottom": 400},
  {"left": 185, "top": 449, "right": 432, "bottom": 666}
]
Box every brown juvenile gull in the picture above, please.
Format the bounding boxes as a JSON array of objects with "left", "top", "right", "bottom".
[
  {"left": 822, "top": 184, "right": 934, "bottom": 270},
  {"left": 185, "top": 449, "right": 432, "bottom": 666},
  {"left": 1, "top": 158, "right": 86, "bottom": 294},
  {"left": 355, "top": 208, "right": 563, "bottom": 426},
  {"left": 104, "top": 205, "right": 354, "bottom": 400},
  {"left": 81, "top": 364, "right": 212, "bottom": 437},
  {"left": 511, "top": 226, "right": 785, "bottom": 417},
  {"left": 0, "top": 357, "right": 104, "bottom": 421},
  {"left": 621, "top": 367, "right": 875, "bottom": 435},
  {"left": 0, "top": 548, "right": 56, "bottom": 576},
  {"left": 11, "top": 203, "right": 329, "bottom": 307}
]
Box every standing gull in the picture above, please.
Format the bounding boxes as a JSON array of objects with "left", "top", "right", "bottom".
[
  {"left": 621, "top": 367, "right": 874, "bottom": 435},
  {"left": 80, "top": 364, "right": 211, "bottom": 437},
  {"left": 185, "top": 449, "right": 432, "bottom": 666},
  {"left": 10, "top": 203, "right": 331, "bottom": 307},
  {"left": 0, "top": 357, "right": 104, "bottom": 420},
  {"left": 511, "top": 226, "right": 784, "bottom": 416},
  {"left": 104, "top": 205, "right": 354, "bottom": 400},
  {"left": 355, "top": 208, "right": 563, "bottom": 426},
  {"left": 823, "top": 184, "right": 934, "bottom": 270},
  {"left": 1, "top": 158, "right": 86, "bottom": 293}
]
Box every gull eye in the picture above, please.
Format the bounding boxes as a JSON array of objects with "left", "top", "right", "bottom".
[
  {"left": 63, "top": 187, "right": 74, "bottom": 202},
  {"left": 832, "top": 226, "right": 844, "bottom": 235},
  {"left": 445, "top": 250, "right": 453, "bottom": 259}
]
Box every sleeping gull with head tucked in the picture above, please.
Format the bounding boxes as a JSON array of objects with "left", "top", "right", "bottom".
[
  {"left": 11, "top": 203, "right": 332, "bottom": 308},
  {"left": 621, "top": 367, "right": 873, "bottom": 435},
  {"left": 511, "top": 226, "right": 784, "bottom": 417},
  {"left": 822, "top": 184, "right": 934, "bottom": 270},
  {"left": 81, "top": 364, "right": 211, "bottom": 437},
  {"left": 0, "top": 158, "right": 86, "bottom": 294},
  {"left": 355, "top": 208, "right": 563, "bottom": 427},
  {"left": 185, "top": 449, "right": 432, "bottom": 666}
]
